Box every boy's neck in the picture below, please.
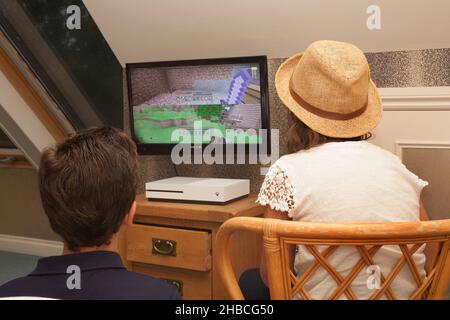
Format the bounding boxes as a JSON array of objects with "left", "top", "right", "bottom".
[{"left": 62, "top": 235, "right": 119, "bottom": 255}]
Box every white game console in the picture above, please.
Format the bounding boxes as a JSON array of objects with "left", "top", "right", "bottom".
[{"left": 145, "top": 177, "right": 250, "bottom": 204}]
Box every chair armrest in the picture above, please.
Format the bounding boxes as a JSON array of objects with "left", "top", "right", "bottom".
[{"left": 216, "top": 217, "right": 264, "bottom": 300}]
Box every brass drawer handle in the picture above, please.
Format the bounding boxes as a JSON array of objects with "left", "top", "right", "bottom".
[
  {"left": 152, "top": 238, "right": 177, "bottom": 256},
  {"left": 161, "top": 278, "right": 183, "bottom": 296}
]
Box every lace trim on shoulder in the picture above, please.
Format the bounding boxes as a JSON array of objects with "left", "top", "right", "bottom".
[{"left": 257, "top": 165, "right": 295, "bottom": 213}]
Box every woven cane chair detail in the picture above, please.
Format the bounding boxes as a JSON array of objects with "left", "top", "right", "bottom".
[{"left": 216, "top": 217, "right": 450, "bottom": 300}]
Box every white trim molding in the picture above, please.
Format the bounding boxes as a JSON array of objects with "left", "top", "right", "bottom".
[
  {"left": 395, "top": 141, "right": 450, "bottom": 159},
  {"left": 0, "top": 234, "right": 63, "bottom": 257},
  {"left": 380, "top": 87, "right": 450, "bottom": 111}
]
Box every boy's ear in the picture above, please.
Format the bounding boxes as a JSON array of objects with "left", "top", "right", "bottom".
[{"left": 123, "top": 201, "right": 137, "bottom": 226}]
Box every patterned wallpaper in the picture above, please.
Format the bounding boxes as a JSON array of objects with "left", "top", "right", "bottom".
[
  {"left": 366, "top": 48, "right": 450, "bottom": 88},
  {"left": 124, "top": 48, "right": 450, "bottom": 194}
]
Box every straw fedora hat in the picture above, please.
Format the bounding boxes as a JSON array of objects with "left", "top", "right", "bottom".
[{"left": 275, "top": 40, "right": 382, "bottom": 138}]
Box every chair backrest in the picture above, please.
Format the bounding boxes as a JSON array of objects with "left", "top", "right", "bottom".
[{"left": 216, "top": 217, "right": 450, "bottom": 300}]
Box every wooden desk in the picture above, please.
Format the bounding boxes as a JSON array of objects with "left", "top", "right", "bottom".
[{"left": 119, "top": 194, "right": 264, "bottom": 299}]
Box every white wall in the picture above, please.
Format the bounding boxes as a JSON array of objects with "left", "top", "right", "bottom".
[
  {"left": 84, "top": 0, "right": 450, "bottom": 65},
  {"left": 373, "top": 87, "right": 450, "bottom": 221},
  {"left": 374, "top": 87, "right": 450, "bottom": 153}
]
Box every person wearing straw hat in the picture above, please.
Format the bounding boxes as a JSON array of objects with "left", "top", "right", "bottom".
[{"left": 238, "top": 40, "right": 434, "bottom": 300}]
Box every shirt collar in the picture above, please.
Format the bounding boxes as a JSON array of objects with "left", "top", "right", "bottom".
[{"left": 30, "top": 251, "right": 126, "bottom": 276}]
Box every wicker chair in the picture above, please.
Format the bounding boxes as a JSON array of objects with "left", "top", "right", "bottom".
[{"left": 216, "top": 217, "right": 450, "bottom": 300}]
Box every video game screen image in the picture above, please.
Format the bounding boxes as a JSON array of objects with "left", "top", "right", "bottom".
[{"left": 128, "top": 62, "right": 264, "bottom": 145}]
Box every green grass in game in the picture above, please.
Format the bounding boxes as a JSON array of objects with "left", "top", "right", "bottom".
[{"left": 133, "top": 105, "right": 260, "bottom": 144}]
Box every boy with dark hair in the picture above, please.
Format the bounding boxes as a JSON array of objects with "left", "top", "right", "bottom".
[{"left": 0, "top": 127, "right": 180, "bottom": 300}]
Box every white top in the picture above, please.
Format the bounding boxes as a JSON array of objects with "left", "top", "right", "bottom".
[{"left": 257, "top": 141, "right": 428, "bottom": 300}]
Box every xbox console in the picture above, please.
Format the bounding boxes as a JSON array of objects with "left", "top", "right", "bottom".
[{"left": 145, "top": 177, "right": 250, "bottom": 204}]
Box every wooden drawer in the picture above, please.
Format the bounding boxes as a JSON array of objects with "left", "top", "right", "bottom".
[
  {"left": 127, "top": 224, "right": 212, "bottom": 271},
  {"left": 132, "top": 263, "right": 211, "bottom": 300}
]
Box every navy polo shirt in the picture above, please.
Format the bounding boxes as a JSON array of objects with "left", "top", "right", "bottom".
[{"left": 0, "top": 251, "right": 180, "bottom": 300}]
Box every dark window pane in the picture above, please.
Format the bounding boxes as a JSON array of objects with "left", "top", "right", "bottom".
[
  {"left": 0, "top": 0, "right": 123, "bottom": 129},
  {"left": 0, "top": 129, "right": 15, "bottom": 149}
]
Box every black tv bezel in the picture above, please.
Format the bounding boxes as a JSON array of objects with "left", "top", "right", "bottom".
[{"left": 126, "top": 55, "right": 271, "bottom": 156}]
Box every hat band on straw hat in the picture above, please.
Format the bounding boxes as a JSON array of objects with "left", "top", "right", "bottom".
[{"left": 288, "top": 77, "right": 368, "bottom": 121}]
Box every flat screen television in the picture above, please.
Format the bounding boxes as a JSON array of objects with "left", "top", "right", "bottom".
[{"left": 126, "top": 56, "right": 270, "bottom": 155}]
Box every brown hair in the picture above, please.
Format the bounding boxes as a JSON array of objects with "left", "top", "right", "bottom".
[
  {"left": 38, "top": 127, "right": 138, "bottom": 251},
  {"left": 287, "top": 112, "right": 372, "bottom": 153}
]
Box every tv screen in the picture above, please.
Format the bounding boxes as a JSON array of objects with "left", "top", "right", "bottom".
[{"left": 126, "top": 56, "right": 270, "bottom": 155}]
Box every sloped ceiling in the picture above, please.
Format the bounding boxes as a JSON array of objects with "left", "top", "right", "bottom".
[{"left": 84, "top": 0, "right": 450, "bottom": 65}]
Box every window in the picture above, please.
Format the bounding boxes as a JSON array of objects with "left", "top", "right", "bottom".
[
  {"left": 0, "top": 0, "right": 123, "bottom": 129},
  {"left": 0, "top": 128, "right": 15, "bottom": 149}
]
